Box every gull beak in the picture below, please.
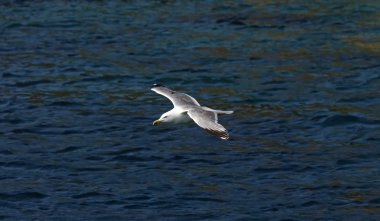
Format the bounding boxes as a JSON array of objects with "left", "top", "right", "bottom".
[{"left": 152, "top": 119, "right": 161, "bottom": 125}]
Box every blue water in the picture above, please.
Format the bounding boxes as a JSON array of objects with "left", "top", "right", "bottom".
[{"left": 1, "top": 1, "right": 380, "bottom": 220}]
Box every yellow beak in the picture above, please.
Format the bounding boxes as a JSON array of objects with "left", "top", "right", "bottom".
[{"left": 153, "top": 119, "right": 161, "bottom": 125}]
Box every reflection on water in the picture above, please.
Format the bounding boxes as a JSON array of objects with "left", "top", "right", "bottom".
[{"left": 1, "top": 1, "right": 379, "bottom": 220}]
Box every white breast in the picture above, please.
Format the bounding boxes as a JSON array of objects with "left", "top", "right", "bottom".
[{"left": 172, "top": 112, "right": 192, "bottom": 124}]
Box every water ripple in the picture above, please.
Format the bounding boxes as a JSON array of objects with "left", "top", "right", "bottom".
[
  {"left": 0, "top": 192, "right": 47, "bottom": 201},
  {"left": 1, "top": 1, "right": 379, "bottom": 220}
]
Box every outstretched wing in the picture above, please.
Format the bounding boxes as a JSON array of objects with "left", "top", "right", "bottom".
[
  {"left": 151, "top": 84, "right": 200, "bottom": 108},
  {"left": 187, "top": 108, "right": 229, "bottom": 140}
]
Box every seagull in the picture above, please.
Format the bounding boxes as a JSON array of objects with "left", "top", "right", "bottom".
[{"left": 151, "top": 84, "right": 233, "bottom": 140}]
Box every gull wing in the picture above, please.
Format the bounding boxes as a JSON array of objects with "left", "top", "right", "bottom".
[
  {"left": 187, "top": 108, "right": 229, "bottom": 140},
  {"left": 151, "top": 84, "right": 200, "bottom": 108}
]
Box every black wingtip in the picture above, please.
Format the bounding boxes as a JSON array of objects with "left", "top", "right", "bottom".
[{"left": 151, "top": 83, "right": 164, "bottom": 88}]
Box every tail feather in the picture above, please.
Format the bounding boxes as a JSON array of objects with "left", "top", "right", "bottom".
[
  {"left": 202, "top": 107, "right": 234, "bottom": 115},
  {"left": 214, "top": 110, "right": 234, "bottom": 114}
]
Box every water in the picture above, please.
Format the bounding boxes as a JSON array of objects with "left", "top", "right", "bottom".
[{"left": 1, "top": 1, "right": 380, "bottom": 220}]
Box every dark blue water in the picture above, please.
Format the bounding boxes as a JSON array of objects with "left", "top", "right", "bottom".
[{"left": 1, "top": 1, "right": 380, "bottom": 220}]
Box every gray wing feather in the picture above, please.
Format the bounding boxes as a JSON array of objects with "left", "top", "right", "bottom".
[
  {"left": 187, "top": 108, "right": 229, "bottom": 140},
  {"left": 151, "top": 85, "right": 200, "bottom": 109}
]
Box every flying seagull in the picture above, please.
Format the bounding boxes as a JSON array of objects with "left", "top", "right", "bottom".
[{"left": 151, "top": 84, "right": 233, "bottom": 140}]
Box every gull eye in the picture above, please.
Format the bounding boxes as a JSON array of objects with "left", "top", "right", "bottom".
[{"left": 163, "top": 116, "right": 168, "bottom": 119}]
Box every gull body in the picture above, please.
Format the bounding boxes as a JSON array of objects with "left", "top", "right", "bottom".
[
  {"left": 159, "top": 109, "right": 192, "bottom": 124},
  {"left": 151, "top": 84, "right": 233, "bottom": 139}
]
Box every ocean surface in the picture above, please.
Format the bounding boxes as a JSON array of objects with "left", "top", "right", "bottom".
[{"left": 1, "top": 1, "right": 380, "bottom": 220}]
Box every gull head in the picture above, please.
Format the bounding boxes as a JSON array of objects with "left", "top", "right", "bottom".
[{"left": 152, "top": 110, "right": 175, "bottom": 125}]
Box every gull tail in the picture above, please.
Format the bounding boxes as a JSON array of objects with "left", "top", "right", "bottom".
[{"left": 202, "top": 107, "right": 234, "bottom": 115}]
